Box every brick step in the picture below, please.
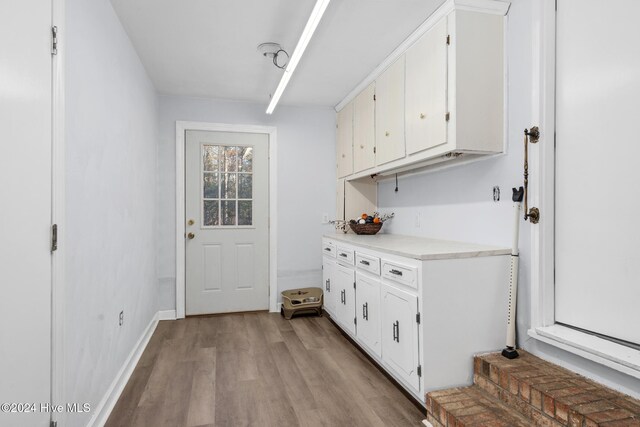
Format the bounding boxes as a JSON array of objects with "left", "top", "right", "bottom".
[
  {"left": 425, "top": 350, "right": 640, "bottom": 427},
  {"left": 474, "top": 351, "right": 640, "bottom": 426},
  {"left": 426, "top": 384, "right": 533, "bottom": 427}
]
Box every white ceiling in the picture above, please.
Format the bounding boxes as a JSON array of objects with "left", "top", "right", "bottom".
[{"left": 109, "top": 0, "right": 445, "bottom": 108}]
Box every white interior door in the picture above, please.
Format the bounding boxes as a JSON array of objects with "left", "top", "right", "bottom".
[
  {"left": 185, "top": 130, "right": 269, "bottom": 315},
  {"left": 0, "top": 0, "right": 52, "bottom": 425},
  {"left": 555, "top": 0, "right": 640, "bottom": 345}
]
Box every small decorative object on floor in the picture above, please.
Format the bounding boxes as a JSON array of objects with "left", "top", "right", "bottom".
[
  {"left": 280, "top": 287, "right": 323, "bottom": 320},
  {"left": 348, "top": 212, "right": 394, "bottom": 235}
]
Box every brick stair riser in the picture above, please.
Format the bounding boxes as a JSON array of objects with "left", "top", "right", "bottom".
[{"left": 473, "top": 353, "right": 640, "bottom": 427}]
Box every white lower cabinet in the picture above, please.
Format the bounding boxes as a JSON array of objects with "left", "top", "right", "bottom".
[
  {"left": 355, "top": 272, "right": 381, "bottom": 357},
  {"left": 333, "top": 262, "right": 356, "bottom": 335},
  {"left": 380, "top": 283, "right": 420, "bottom": 392},
  {"left": 321, "top": 235, "right": 510, "bottom": 405},
  {"left": 322, "top": 258, "right": 336, "bottom": 315}
]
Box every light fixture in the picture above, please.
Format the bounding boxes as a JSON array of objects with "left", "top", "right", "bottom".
[{"left": 265, "top": 0, "right": 331, "bottom": 114}]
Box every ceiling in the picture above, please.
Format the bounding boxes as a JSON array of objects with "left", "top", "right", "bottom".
[{"left": 109, "top": 0, "right": 445, "bottom": 108}]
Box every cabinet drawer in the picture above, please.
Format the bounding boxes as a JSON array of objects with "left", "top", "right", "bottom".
[
  {"left": 322, "top": 241, "right": 336, "bottom": 258},
  {"left": 336, "top": 246, "right": 355, "bottom": 265},
  {"left": 356, "top": 252, "right": 380, "bottom": 275},
  {"left": 381, "top": 260, "right": 417, "bottom": 289}
]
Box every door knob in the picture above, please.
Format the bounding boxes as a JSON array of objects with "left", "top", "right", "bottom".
[
  {"left": 187, "top": 219, "right": 195, "bottom": 226},
  {"left": 385, "top": 131, "right": 390, "bottom": 137},
  {"left": 419, "top": 113, "right": 425, "bottom": 119},
  {"left": 187, "top": 232, "right": 195, "bottom": 239}
]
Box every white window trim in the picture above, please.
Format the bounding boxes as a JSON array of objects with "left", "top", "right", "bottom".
[
  {"left": 175, "top": 121, "right": 278, "bottom": 318},
  {"left": 528, "top": 0, "right": 640, "bottom": 379}
]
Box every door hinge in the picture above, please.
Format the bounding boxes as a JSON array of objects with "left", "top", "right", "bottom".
[
  {"left": 373, "top": 146, "right": 376, "bottom": 154},
  {"left": 445, "top": 112, "right": 450, "bottom": 121},
  {"left": 417, "top": 365, "right": 422, "bottom": 377},
  {"left": 446, "top": 34, "right": 450, "bottom": 45},
  {"left": 373, "top": 94, "right": 376, "bottom": 101},
  {"left": 51, "top": 26, "right": 58, "bottom": 55},
  {"left": 416, "top": 312, "right": 421, "bottom": 324},
  {"left": 51, "top": 224, "right": 58, "bottom": 252},
  {"left": 353, "top": 281, "right": 356, "bottom": 289},
  {"left": 354, "top": 317, "right": 357, "bottom": 325},
  {"left": 51, "top": 421, "right": 58, "bottom": 427}
]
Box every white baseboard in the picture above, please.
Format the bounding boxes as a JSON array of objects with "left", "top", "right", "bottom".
[
  {"left": 87, "top": 311, "right": 159, "bottom": 427},
  {"left": 158, "top": 309, "right": 176, "bottom": 320}
]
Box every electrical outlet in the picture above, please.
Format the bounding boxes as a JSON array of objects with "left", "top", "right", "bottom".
[
  {"left": 119, "top": 310, "right": 124, "bottom": 326},
  {"left": 322, "top": 213, "right": 329, "bottom": 223}
]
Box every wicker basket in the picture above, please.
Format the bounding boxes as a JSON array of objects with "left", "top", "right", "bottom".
[{"left": 349, "top": 222, "right": 383, "bottom": 235}]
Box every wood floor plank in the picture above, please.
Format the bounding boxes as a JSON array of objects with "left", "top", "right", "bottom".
[{"left": 106, "top": 312, "right": 425, "bottom": 427}]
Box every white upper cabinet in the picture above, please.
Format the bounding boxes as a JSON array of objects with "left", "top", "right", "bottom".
[
  {"left": 405, "top": 18, "right": 448, "bottom": 155},
  {"left": 336, "top": 102, "right": 353, "bottom": 178},
  {"left": 375, "top": 57, "right": 406, "bottom": 166},
  {"left": 353, "top": 82, "right": 376, "bottom": 173},
  {"left": 335, "top": 0, "right": 508, "bottom": 180}
]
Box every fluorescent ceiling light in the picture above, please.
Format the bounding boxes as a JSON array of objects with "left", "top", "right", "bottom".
[{"left": 266, "top": 0, "right": 331, "bottom": 114}]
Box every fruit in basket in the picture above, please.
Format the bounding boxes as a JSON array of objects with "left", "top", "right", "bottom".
[
  {"left": 373, "top": 217, "right": 381, "bottom": 224},
  {"left": 361, "top": 213, "right": 367, "bottom": 219},
  {"left": 358, "top": 219, "right": 366, "bottom": 224}
]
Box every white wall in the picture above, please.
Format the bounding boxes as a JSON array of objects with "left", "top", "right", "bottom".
[
  {"left": 378, "top": 0, "right": 640, "bottom": 397},
  {"left": 65, "top": 0, "right": 159, "bottom": 425},
  {"left": 158, "top": 96, "right": 336, "bottom": 311}
]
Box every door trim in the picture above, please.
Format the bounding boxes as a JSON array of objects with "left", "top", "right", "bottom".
[
  {"left": 175, "top": 121, "right": 278, "bottom": 318},
  {"left": 52, "top": 0, "right": 67, "bottom": 425}
]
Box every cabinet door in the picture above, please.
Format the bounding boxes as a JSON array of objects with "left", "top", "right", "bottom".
[
  {"left": 381, "top": 283, "right": 420, "bottom": 392},
  {"left": 356, "top": 273, "right": 381, "bottom": 357},
  {"left": 323, "top": 258, "right": 336, "bottom": 315},
  {"left": 375, "top": 57, "right": 406, "bottom": 165},
  {"left": 334, "top": 262, "right": 356, "bottom": 335},
  {"left": 405, "top": 19, "right": 448, "bottom": 155},
  {"left": 336, "top": 102, "right": 354, "bottom": 178},
  {"left": 353, "top": 82, "right": 376, "bottom": 172}
]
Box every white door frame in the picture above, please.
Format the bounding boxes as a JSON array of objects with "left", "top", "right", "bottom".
[
  {"left": 175, "top": 121, "right": 278, "bottom": 318},
  {"left": 52, "top": 0, "right": 67, "bottom": 425},
  {"left": 527, "top": 0, "right": 640, "bottom": 380}
]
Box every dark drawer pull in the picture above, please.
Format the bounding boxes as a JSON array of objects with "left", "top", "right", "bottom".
[
  {"left": 339, "top": 253, "right": 348, "bottom": 258},
  {"left": 389, "top": 269, "right": 403, "bottom": 276},
  {"left": 362, "top": 302, "right": 368, "bottom": 320},
  {"left": 325, "top": 279, "right": 330, "bottom": 291},
  {"left": 359, "top": 260, "right": 370, "bottom": 266},
  {"left": 324, "top": 247, "right": 331, "bottom": 252}
]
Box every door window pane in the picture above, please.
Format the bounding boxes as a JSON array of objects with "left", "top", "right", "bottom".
[
  {"left": 203, "top": 200, "right": 219, "bottom": 226},
  {"left": 203, "top": 146, "right": 219, "bottom": 171},
  {"left": 220, "top": 173, "right": 236, "bottom": 199},
  {"left": 203, "top": 173, "right": 219, "bottom": 198},
  {"left": 239, "top": 147, "right": 253, "bottom": 172},
  {"left": 221, "top": 146, "right": 238, "bottom": 172},
  {"left": 238, "top": 174, "right": 252, "bottom": 199},
  {"left": 221, "top": 200, "right": 236, "bottom": 226},
  {"left": 238, "top": 201, "right": 252, "bottom": 225}
]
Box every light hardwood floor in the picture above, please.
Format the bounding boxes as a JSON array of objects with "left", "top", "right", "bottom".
[{"left": 105, "top": 312, "right": 426, "bottom": 427}]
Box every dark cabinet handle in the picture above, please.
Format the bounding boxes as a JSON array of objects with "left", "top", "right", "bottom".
[
  {"left": 389, "top": 269, "right": 403, "bottom": 276},
  {"left": 363, "top": 302, "right": 368, "bottom": 320},
  {"left": 339, "top": 253, "right": 348, "bottom": 258},
  {"left": 359, "top": 260, "right": 370, "bottom": 266},
  {"left": 393, "top": 321, "right": 400, "bottom": 342},
  {"left": 341, "top": 290, "right": 345, "bottom": 304},
  {"left": 324, "top": 247, "right": 331, "bottom": 251},
  {"left": 325, "top": 279, "right": 330, "bottom": 291}
]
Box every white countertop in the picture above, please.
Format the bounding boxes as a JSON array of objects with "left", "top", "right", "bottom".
[{"left": 324, "top": 233, "right": 510, "bottom": 261}]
